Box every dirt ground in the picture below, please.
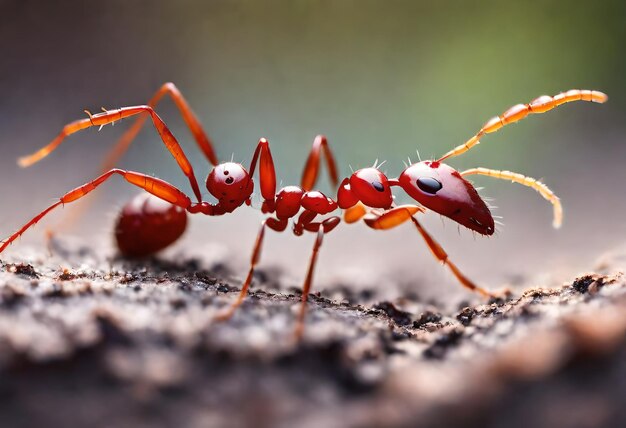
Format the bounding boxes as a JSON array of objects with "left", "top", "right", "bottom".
[{"left": 0, "top": 241, "right": 625, "bottom": 428}]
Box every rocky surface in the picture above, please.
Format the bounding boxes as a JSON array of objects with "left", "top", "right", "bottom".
[{"left": 0, "top": 243, "right": 625, "bottom": 428}]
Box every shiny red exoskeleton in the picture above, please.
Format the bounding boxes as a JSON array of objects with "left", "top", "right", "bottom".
[{"left": 0, "top": 83, "right": 608, "bottom": 338}]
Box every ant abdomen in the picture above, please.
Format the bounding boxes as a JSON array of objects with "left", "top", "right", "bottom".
[{"left": 115, "top": 193, "right": 188, "bottom": 258}]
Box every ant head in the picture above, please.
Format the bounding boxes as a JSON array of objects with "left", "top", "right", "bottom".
[
  {"left": 206, "top": 162, "right": 254, "bottom": 212},
  {"left": 398, "top": 161, "right": 494, "bottom": 235}
]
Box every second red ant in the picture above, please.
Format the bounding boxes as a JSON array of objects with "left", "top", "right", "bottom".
[{"left": 0, "top": 83, "right": 607, "bottom": 338}]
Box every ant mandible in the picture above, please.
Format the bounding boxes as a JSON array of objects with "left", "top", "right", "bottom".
[{"left": 0, "top": 83, "right": 607, "bottom": 339}]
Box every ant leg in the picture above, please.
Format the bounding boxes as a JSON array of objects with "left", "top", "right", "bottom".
[
  {"left": 345, "top": 201, "right": 424, "bottom": 226},
  {"left": 101, "top": 82, "right": 218, "bottom": 172},
  {"left": 1, "top": 202, "right": 64, "bottom": 254},
  {"left": 438, "top": 89, "right": 608, "bottom": 162},
  {"left": 409, "top": 217, "right": 493, "bottom": 297},
  {"left": 248, "top": 138, "right": 277, "bottom": 211},
  {"left": 0, "top": 169, "right": 191, "bottom": 254},
  {"left": 361, "top": 206, "right": 492, "bottom": 297},
  {"left": 462, "top": 167, "right": 563, "bottom": 228},
  {"left": 294, "top": 216, "right": 340, "bottom": 340},
  {"left": 344, "top": 202, "right": 368, "bottom": 224},
  {"left": 17, "top": 106, "right": 204, "bottom": 202},
  {"left": 214, "top": 217, "right": 288, "bottom": 321},
  {"left": 300, "top": 135, "right": 339, "bottom": 191},
  {"left": 44, "top": 83, "right": 214, "bottom": 238},
  {"left": 363, "top": 205, "right": 424, "bottom": 229}
]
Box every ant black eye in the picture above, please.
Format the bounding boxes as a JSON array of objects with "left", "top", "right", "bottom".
[
  {"left": 225, "top": 177, "right": 234, "bottom": 184},
  {"left": 416, "top": 177, "right": 442, "bottom": 194},
  {"left": 371, "top": 181, "right": 384, "bottom": 192}
]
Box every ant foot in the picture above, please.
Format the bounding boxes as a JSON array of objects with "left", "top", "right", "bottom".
[
  {"left": 293, "top": 322, "right": 305, "bottom": 342},
  {"left": 213, "top": 307, "right": 237, "bottom": 323},
  {"left": 485, "top": 287, "right": 514, "bottom": 303}
]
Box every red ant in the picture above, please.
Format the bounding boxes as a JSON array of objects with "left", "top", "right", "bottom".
[{"left": 0, "top": 83, "right": 607, "bottom": 338}]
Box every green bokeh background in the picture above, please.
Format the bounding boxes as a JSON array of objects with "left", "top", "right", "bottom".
[{"left": 1, "top": 1, "right": 624, "bottom": 296}]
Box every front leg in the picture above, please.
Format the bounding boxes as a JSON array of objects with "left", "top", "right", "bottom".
[
  {"left": 362, "top": 205, "right": 493, "bottom": 297},
  {"left": 409, "top": 217, "right": 493, "bottom": 297}
]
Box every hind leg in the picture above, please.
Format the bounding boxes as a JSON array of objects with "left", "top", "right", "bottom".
[{"left": 0, "top": 169, "right": 191, "bottom": 255}]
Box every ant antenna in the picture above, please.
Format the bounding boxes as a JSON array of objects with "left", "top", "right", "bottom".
[
  {"left": 378, "top": 160, "right": 387, "bottom": 169},
  {"left": 372, "top": 158, "right": 379, "bottom": 168}
]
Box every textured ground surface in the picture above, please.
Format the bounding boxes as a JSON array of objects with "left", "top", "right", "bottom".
[{"left": 0, "top": 243, "right": 625, "bottom": 428}]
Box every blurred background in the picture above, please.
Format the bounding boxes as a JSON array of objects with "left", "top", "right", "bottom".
[{"left": 0, "top": 0, "right": 624, "bottom": 300}]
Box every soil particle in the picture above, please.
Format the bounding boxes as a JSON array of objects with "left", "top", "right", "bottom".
[
  {"left": 572, "top": 274, "right": 606, "bottom": 293},
  {"left": 373, "top": 301, "right": 413, "bottom": 326},
  {"left": 0, "top": 283, "right": 26, "bottom": 308},
  {"left": 413, "top": 310, "right": 443, "bottom": 329},
  {"left": 456, "top": 306, "right": 477, "bottom": 326},
  {"left": 6, "top": 262, "right": 39, "bottom": 278},
  {"left": 423, "top": 326, "right": 465, "bottom": 359},
  {"left": 194, "top": 271, "right": 218, "bottom": 285},
  {"left": 217, "top": 283, "right": 233, "bottom": 293}
]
